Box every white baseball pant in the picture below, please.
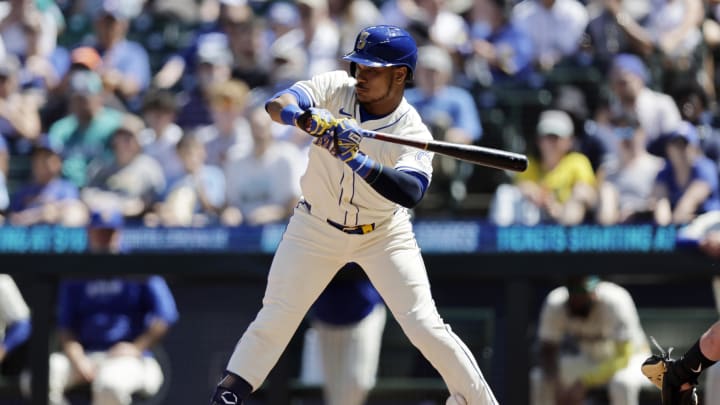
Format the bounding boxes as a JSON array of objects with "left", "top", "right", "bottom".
[
  {"left": 530, "top": 353, "right": 653, "bottom": 405},
  {"left": 44, "top": 352, "right": 163, "bottom": 405},
  {"left": 227, "top": 207, "right": 498, "bottom": 404},
  {"left": 300, "top": 303, "right": 386, "bottom": 405}
]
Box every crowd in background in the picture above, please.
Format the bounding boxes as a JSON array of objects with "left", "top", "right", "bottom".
[{"left": 0, "top": 0, "right": 720, "bottom": 229}]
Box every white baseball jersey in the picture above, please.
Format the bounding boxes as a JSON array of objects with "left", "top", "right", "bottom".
[
  {"left": 539, "top": 281, "right": 650, "bottom": 360},
  {"left": 0, "top": 274, "right": 30, "bottom": 341},
  {"left": 292, "top": 70, "right": 434, "bottom": 226}
]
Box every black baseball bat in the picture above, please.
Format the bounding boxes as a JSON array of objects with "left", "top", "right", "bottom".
[{"left": 361, "top": 129, "right": 528, "bottom": 172}]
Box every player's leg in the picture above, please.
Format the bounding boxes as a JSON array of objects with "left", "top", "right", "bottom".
[
  {"left": 220, "top": 209, "right": 347, "bottom": 397},
  {"left": 703, "top": 362, "right": 720, "bottom": 403},
  {"left": 315, "top": 303, "right": 386, "bottom": 405},
  {"left": 607, "top": 354, "right": 651, "bottom": 405},
  {"left": 357, "top": 220, "right": 497, "bottom": 404},
  {"left": 91, "top": 352, "right": 156, "bottom": 405},
  {"left": 529, "top": 366, "right": 555, "bottom": 405},
  {"left": 45, "top": 352, "right": 85, "bottom": 405}
]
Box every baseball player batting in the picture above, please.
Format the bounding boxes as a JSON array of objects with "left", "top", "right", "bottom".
[{"left": 210, "top": 25, "right": 498, "bottom": 405}]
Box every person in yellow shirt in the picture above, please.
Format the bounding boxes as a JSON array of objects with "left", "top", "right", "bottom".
[{"left": 490, "top": 109, "right": 596, "bottom": 225}]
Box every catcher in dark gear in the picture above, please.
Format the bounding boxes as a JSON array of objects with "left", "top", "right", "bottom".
[{"left": 642, "top": 321, "right": 720, "bottom": 405}]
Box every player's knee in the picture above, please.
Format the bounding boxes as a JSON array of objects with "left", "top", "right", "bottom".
[
  {"left": 446, "top": 393, "right": 467, "bottom": 405},
  {"left": 92, "top": 384, "right": 132, "bottom": 405},
  {"left": 608, "top": 376, "right": 633, "bottom": 397}
]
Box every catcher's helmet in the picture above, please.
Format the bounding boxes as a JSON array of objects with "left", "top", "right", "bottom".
[{"left": 343, "top": 25, "right": 417, "bottom": 80}]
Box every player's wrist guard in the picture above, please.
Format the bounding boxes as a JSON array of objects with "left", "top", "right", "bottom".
[
  {"left": 346, "top": 151, "right": 382, "bottom": 181},
  {"left": 280, "top": 104, "right": 304, "bottom": 127}
]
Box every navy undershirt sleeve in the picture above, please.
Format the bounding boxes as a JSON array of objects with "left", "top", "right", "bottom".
[
  {"left": 365, "top": 167, "right": 428, "bottom": 208},
  {"left": 3, "top": 319, "right": 31, "bottom": 352}
]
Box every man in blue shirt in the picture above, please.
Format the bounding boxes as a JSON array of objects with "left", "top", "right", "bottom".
[
  {"left": 405, "top": 45, "right": 483, "bottom": 208},
  {"left": 46, "top": 211, "right": 179, "bottom": 405}
]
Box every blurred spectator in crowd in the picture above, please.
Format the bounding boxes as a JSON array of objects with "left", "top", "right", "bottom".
[
  {"left": 668, "top": 81, "right": 720, "bottom": 171},
  {"left": 551, "top": 84, "right": 612, "bottom": 171},
  {"left": 0, "top": 0, "right": 60, "bottom": 60},
  {"left": 380, "top": 0, "right": 467, "bottom": 50},
  {"left": 41, "top": 46, "right": 127, "bottom": 131},
  {"left": 48, "top": 70, "right": 124, "bottom": 187},
  {"left": 530, "top": 275, "right": 652, "bottom": 405},
  {"left": 152, "top": 0, "right": 254, "bottom": 90},
  {"left": 405, "top": 45, "right": 482, "bottom": 208},
  {"left": 328, "top": 0, "right": 381, "bottom": 59},
  {"left": 489, "top": 110, "right": 596, "bottom": 226},
  {"left": 8, "top": 139, "right": 88, "bottom": 227},
  {"left": 582, "top": 0, "right": 650, "bottom": 71},
  {"left": 225, "top": 17, "right": 272, "bottom": 89},
  {"left": 285, "top": 0, "right": 340, "bottom": 77},
  {"left": 299, "top": 263, "right": 386, "bottom": 405},
  {"left": 511, "top": 0, "right": 589, "bottom": 72},
  {"left": 83, "top": 122, "right": 166, "bottom": 221},
  {"left": 138, "top": 89, "right": 184, "bottom": 185},
  {"left": 89, "top": 0, "right": 151, "bottom": 109},
  {"left": 608, "top": 53, "right": 682, "bottom": 148},
  {"left": 0, "top": 274, "right": 31, "bottom": 386},
  {"left": 150, "top": 132, "right": 225, "bottom": 227},
  {"left": 595, "top": 113, "right": 663, "bottom": 225},
  {"left": 221, "top": 104, "right": 303, "bottom": 226},
  {"left": 176, "top": 33, "right": 234, "bottom": 130},
  {"left": 463, "top": 0, "right": 535, "bottom": 89},
  {"left": 196, "top": 79, "right": 252, "bottom": 167},
  {"left": 0, "top": 54, "right": 42, "bottom": 154},
  {"left": 46, "top": 211, "right": 179, "bottom": 405},
  {"left": 612, "top": 0, "right": 704, "bottom": 91},
  {"left": 13, "top": 4, "right": 65, "bottom": 94},
  {"left": 652, "top": 121, "right": 720, "bottom": 225}
]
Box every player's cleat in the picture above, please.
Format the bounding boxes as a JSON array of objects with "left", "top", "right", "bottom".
[{"left": 210, "top": 386, "right": 242, "bottom": 405}]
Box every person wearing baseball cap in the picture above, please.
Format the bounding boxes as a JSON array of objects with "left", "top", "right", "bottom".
[
  {"left": 6, "top": 136, "right": 87, "bottom": 226},
  {"left": 489, "top": 109, "right": 596, "bottom": 226},
  {"left": 531, "top": 275, "right": 652, "bottom": 405},
  {"left": 91, "top": 0, "right": 151, "bottom": 105},
  {"left": 652, "top": 121, "right": 720, "bottom": 226},
  {"left": 48, "top": 70, "right": 125, "bottom": 187},
  {"left": 608, "top": 53, "right": 681, "bottom": 145}
]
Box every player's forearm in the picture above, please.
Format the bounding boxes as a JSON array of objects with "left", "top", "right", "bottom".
[
  {"left": 348, "top": 155, "right": 424, "bottom": 208},
  {"left": 133, "top": 318, "right": 169, "bottom": 352},
  {"left": 266, "top": 93, "right": 300, "bottom": 125},
  {"left": 580, "top": 341, "right": 632, "bottom": 387},
  {"left": 2, "top": 319, "right": 30, "bottom": 353}
]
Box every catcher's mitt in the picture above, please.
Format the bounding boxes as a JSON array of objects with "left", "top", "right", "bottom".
[{"left": 641, "top": 337, "right": 698, "bottom": 405}]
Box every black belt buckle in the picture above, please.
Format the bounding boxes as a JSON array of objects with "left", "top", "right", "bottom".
[{"left": 326, "top": 219, "right": 375, "bottom": 235}]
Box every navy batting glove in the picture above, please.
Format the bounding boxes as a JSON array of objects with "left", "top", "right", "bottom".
[{"left": 333, "top": 118, "right": 363, "bottom": 162}]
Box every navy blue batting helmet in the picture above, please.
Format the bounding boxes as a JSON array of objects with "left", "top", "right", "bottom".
[{"left": 343, "top": 25, "right": 417, "bottom": 80}]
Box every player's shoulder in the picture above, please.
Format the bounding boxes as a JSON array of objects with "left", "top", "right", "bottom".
[
  {"left": 545, "top": 286, "right": 569, "bottom": 308},
  {"left": 309, "top": 70, "right": 355, "bottom": 89},
  {"left": 397, "top": 98, "right": 433, "bottom": 140},
  {"left": 595, "top": 281, "right": 635, "bottom": 307}
]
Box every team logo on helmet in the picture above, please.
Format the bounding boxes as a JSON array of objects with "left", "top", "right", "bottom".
[{"left": 356, "top": 31, "right": 370, "bottom": 50}]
